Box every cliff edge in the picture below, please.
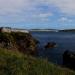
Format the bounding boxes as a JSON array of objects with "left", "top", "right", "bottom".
[{"left": 0, "top": 32, "right": 37, "bottom": 54}]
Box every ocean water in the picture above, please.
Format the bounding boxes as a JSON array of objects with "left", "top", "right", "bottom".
[{"left": 30, "top": 31, "right": 75, "bottom": 65}]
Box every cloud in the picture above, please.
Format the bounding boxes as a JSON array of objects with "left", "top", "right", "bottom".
[
  {"left": 0, "top": 0, "right": 75, "bottom": 24},
  {"left": 39, "top": 13, "right": 53, "bottom": 17},
  {"left": 33, "top": 13, "right": 53, "bottom": 18},
  {"left": 48, "top": 0, "right": 75, "bottom": 15},
  {"left": 0, "top": 0, "right": 54, "bottom": 23},
  {"left": 33, "top": 0, "right": 75, "bottom": 15},
  {"left": 58, "top": 17, "right": 73, "bottom": 22}
]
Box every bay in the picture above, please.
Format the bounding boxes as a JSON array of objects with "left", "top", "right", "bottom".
[{"left": 30, "top": 31, "right": 75, "bottom": 65}]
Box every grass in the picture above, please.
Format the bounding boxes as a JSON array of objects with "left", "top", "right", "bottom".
[{"left": 0, "top": 48, "right": 75, "bottom": 75}]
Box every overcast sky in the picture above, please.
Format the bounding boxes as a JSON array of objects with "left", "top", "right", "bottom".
[{"left": 0, "top": 0, "right": 75, "bottom": 29}]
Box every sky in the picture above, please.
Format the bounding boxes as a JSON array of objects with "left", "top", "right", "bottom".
[{"left": 0, "top": 0, "right": 75, "bottom": 29}]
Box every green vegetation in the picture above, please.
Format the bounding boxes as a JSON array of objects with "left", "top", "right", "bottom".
[
  {"left": 0, "top": 32, "right": 37, "bottom": 54},
  {"left": 0, "top": 48, "right": 75, "bottom": 75}
]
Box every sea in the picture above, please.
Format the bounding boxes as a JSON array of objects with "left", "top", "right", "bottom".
[{"left": 30, "top": 31, "right": 75, "bottom": 65}]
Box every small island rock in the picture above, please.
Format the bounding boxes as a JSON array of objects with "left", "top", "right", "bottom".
[{"left": 44, "top": 42, "right": 57, "bottom": 49}]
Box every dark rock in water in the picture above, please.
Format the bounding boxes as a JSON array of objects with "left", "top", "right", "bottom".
[
  {"left": 0, "top": 32, "right": 38, "bottom": 55},
  {"left": 44, "top": 42, "right": 57, "bottom": 49},
  {"left": 34, "top": 39, "right": 40, "bottom": 44},
  {"left": 63, "top": 50, "right": 75, "bottom": 70}
]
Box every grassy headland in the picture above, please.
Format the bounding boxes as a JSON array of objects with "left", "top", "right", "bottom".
[
  {"left": 0, "top": 32, "right": 75, "bottom": 75},
  {"left": 0, "top": 48, "right": 75, "bottom": 75}
]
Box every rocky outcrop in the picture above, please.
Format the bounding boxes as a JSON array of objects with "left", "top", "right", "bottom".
[
  {"left": 0, "top": 32, "right": 38, "bottom": 55},
  {"left": 0, "top": 27, "right": 29, "bottom": 33},
  {"left": 44, "top": 42, "right": 57, "bottom": 49},
  {"left": 63, "top": 50, "right": 75, "bottom": 70}
]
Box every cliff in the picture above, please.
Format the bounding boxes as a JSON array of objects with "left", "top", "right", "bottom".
[{"left": 0, "top": 32, "right": 38, "bottom": 54}]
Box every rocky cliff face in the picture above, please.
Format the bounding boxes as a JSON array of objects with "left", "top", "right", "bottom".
[{"left": 0, "top": 32, "right": 38, "bottom": 55}]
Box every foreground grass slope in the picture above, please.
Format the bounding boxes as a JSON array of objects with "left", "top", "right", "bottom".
[{"left": 0, "top": 49, "right": 75, "bottom": 75}]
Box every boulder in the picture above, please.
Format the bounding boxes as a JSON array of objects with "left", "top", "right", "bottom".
[
  {"left": 44, "top": 42, "right": 57, "bottom": 49},
  {"left": 63, "top": 50, "right": 75, "bottom": 70}
]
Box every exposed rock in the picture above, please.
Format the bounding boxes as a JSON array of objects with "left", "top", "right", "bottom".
[
  {"left": 0, "top": 32, "right": 38, "bottom": 55},
  {"left": 63, "top": 50, "right": 75, "bottom": 70},
  {"left": 44, "top": 42, "right": 57, "bottom": 49},
  {"left": 0, "top": 27, "right": 29, "bottom": 33}
]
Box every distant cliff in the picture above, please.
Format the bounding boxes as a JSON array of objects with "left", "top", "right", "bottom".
[{"left": 0, "top": 32, "right": 38, "bottom": 54}]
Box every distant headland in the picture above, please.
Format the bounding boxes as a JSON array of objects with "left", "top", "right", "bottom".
[
  {"left": 59, "top": 29, "right": 75, "bottom": 32},
  {"left": 1, "top": 27, "right": 75, "bottom": 33},
  {"left": 29, "top": 29, "right": 59, "bottom": 32}
]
